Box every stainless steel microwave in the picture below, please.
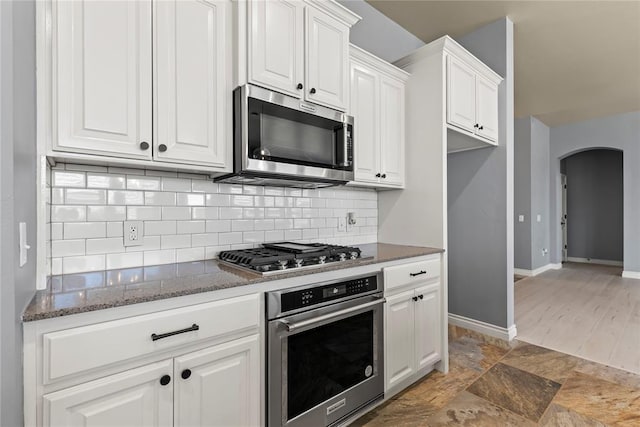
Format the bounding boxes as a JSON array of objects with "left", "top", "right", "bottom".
[{"left": 215, "top": 85, "right": 354, "bottom": 188}]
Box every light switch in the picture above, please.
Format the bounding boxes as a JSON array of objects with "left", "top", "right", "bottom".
[{"left": 518, "top": 215, "right": 525, "bottom": 223}]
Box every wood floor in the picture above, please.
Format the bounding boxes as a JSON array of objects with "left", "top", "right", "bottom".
[{"left": 515, "top": 262, "right": 640, "bottom": 375}]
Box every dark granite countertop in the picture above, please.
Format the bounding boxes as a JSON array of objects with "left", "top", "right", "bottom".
[{"left": 23, "top": 243, "right": 443, "bottom": 322}]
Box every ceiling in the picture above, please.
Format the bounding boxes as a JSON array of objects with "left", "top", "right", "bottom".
[{"left": 367, "top": 0, "right": 640, "bottom": 127}]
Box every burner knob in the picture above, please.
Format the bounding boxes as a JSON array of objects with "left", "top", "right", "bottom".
[
  {"left": 277, "top": 260, "right": 288, "bottom": 270},
  {"left": 294, "top": 259, "right": 303, "bottom": 268},
  {"left": 318, "top": 256, "right": 327, "bottom": 264},
  {"left": 350, "top": 251, "right": 358, "bottom": 260},
  {"left": 338, "top": 253, "right": 347, "bottom": 261}
]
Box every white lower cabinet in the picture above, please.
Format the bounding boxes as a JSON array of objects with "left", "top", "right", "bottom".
[
  {"left": 43, "top": 359, "right": 174, "bottom": 427},
  {"left": 43, "top": 335, "right": 260, "bottom": 427},
  {"left": 384, "top": 260, "right": 442, "bottom": 394}
]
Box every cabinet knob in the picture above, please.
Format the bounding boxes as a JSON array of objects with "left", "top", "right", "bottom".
[
  {"left": 381, "top": 174, "right": 387, "bottom": 179},
  {"left": 158, "top": 144, "right": 168, "bottom": 152},
  {"left": 160, "top": 375, "right": 171, "bottom": 386},
  {"left": 418, "top": 294, "right": 424, "bottom": 300},
  {"left": 297, "top": 83, "right": 303, "bottom": 90},
  {"left": 139, "top": 141, "right": 150, "bottom": 150},
  {"left": 181, "top": 369, "right": 192, "bottom": 380},
  {"left": 474, "top": 123, "right": 479, "bottom": 128},
  {"left": 479, "top": 125, "right": 484, "bottom": 130},
  {"left": 310, "top": 88, "right": 316, "bottom": 94},
  {"left": 412, "top": 296, "right": 418, "bottom": 302},
  {"left": 375, "top": 173, "right": 381, "bottom": 178}
]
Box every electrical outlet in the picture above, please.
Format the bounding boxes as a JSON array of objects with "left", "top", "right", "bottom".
[
  {"left": 123, "top": 221, "right": 144, "bottom": 247},
  {"left": 337, "top": 217, "right": 346, "bottom": 232},
  {"left": 518, "top": 215, "right": 525, "bottom": 223},
  {"left": 346, "top": 212, "right": 357, "bottom": 231},
  {"left": 537, "top": 214, "right": 542, "bottom": 223}
]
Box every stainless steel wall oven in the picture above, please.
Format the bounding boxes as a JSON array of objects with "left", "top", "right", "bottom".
[{"left": 266, "top": 274, "right": 384, "bottom": 427}]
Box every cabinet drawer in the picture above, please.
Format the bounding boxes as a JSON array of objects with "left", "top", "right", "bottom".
[
  {"left": 384, "top": 258, "right": 441, "bottom": 292},
  {"left": 43, "top": 293, "right": 260, "bottom": 383}
]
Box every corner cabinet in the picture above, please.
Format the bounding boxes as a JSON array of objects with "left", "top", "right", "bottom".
[
  {"left": 383, "top": 256, "right": 444, "bottom": 396},
  {"left": 348, "top": 45, "right": 409, "bottom": 189},
  {"left": 244, "top": 0, "right": 359, "bottom": 112},
  {"left": 42, "top": 0, "right": 233, "bottom": 173}
]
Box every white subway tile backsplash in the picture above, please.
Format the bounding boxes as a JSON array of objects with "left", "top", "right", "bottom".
[
  {"left": 87, "top": 173, "right": 126, "bottom": 189},
  {"left": 65, "top": 163, "right": 108, "bottom": 173},
  {"left": 49, "top": 163, "right": 378, "bottom": 273},
  {"left": 52, "top": 206, "right": 86, "bottom": 222},
  {"left": 127, "top": 206, "right": 162, "bottom": 220},
  {"left": 127, "top": 176, "right": 161, "bottom": 191},
  {"left": 108, "top": 190, "right": 144, "bottom": 205},
  {"left": 162, "top": 206, "right": 191, "bottom": 220},
  {"left": 87, "top": 206, "right": 126, "bottom": 222},
  {"left": 53, "top": 171, "right": 86, "bottom": 188},
  {"left": 176, "top": 221, "right": 205, "bottom": 235}
]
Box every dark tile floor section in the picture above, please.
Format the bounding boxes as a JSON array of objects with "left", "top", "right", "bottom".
[{"left": 352, "top": 329, "right": 640, "bottom": 426}]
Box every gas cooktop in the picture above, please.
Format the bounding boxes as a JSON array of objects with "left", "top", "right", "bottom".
[{"left": 218, "top": 242, "right": 370, "bottom": 275}]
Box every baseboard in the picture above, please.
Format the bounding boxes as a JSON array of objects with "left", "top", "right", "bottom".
[
  {"left": 622, "top": 271, "right": 640, "bottom": 280},
  {"left": 448, "top": 313, "right": 517, "bottom": 342},
  {"left": 567, "top": 257, "right": 623, "bottom": 267},
  {"left": 514, "top": 263, "right": 562, "bottom": 277}
]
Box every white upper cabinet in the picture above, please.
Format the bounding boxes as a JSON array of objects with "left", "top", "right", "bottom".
[
  {"left": 53, "top": 0, "right": 152, "bottom": 159},
  {"left": 305, "top": 6, "right": 349, "bottom": 110},
  {"left": 446, "top": 54, "right": 500, "bottom": 144},
  {"left": 154, "top": 0, "right": 231, "bottom": 168},
  {"left": 349, "top": 45, "right": 408, "bottom": 189},
  {"left": 243, "top": 0, "right": 359, "bottom": 111},
  {"left": 248, "top": 0, "right": 304, "bottom": 98}
]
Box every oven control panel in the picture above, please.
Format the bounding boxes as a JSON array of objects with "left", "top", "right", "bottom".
[{"left": 281, "top": 275, "right": 378, "bottom": 312}]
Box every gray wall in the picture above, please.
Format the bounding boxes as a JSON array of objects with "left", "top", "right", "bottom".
[
  {"left": 514, "top": 116, "right": 551, "bottom": 271},
  {"left": 337, "top": 0, "right": 425, "bottom": 63},
  {"left": 550, "top": 112, "right": 640, "bottom": 273},
  {"left": 562, "top": 149, "right": 623, "bottom": 262},
  {"left": 514, "top": 117, "right": 532, "bottom": 269},
  {"left": 447, "top": 18, "right": 515, "bottom": 328},
  {"left": 0, "top": 0, "right": 37, "bottom": 425}
]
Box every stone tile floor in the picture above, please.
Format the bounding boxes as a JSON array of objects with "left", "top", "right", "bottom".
[{"left": 352, "top": 329, "right": 640, "bottom": 426}]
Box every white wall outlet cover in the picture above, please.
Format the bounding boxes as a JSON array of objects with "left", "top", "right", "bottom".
[
  {"left": 19, "top": 222, "right": 31, "bottom": 267},
  {"left": 537, "top": 214, "right": 542, "bottom": 222},
  {"left": 123, "top": 221, "right": 144, "bottom": 247},
  {"left": 518, "top": 215, "right": 525, "bottom": 223}
]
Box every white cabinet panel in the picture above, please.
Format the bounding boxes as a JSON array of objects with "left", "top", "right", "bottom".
[
  {"left": 174, "top": 335, "right": 260, "bottom": 427},
  {"left": 447, "top": 56, "right": 476, "bottom": 133},
  {"left": 475, "top": 75, "right": 499, "bottom": 142},
  {"left": 414, "top": 285, "right": 442, "bottom": 371},
  {"left": 54, "top": 0, "right": 152, "bottom": 159},
  {"left": 155, "top": 0, "right": 230, "bottom": 168},
  {"left": 380, "top": 76, "right": 405, "bottom": 187},
  {"left": 248, "top": 0, "right": 304, "bottom": 97},
  {"left": 43, "top": 359, "right": 173, "bottom": 427},
  {"left": 384, "top": 290, "right": 415, "bottom": 391},
  {"left": 305, "top": 6, "right": 349, "bottom": 111},
  {"left": 350, "top": 62, "right": 380, "bottom": 184}
]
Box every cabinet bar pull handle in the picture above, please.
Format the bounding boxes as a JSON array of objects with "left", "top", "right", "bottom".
[
  {"left": 410, "top": 270, "right": 427, "bottom": 277},
  {"left": 151, "top": 323, "right": 199, "bottom": 341}
]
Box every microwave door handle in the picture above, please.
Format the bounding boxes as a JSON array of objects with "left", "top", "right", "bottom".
[
  {"left": 342, "top": 122, "right": 349, "bottom": 167},
  {"left": 279, "top": 298, "right": 385, "bottom": 332}
]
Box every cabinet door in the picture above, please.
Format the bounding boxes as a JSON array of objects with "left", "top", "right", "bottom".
[
  {"left": 475, "top": 75, "right": 499, "bottom": 142},
  {"left": 155, "top": 0, "right": 230, "bottom": 168},
  {"left": 380, "top": 76, "right": 405, "bottom": 187},
  {"left": 54, "top": 0, "right": 152, "bottom": 159},
  {"left": 174, "top": 335, "right": 260, "bottom": 427},
  {"left": 350, "top": 61, "right": 380, "bottom": 184},
  {"left": 43, "top": 360, "right": 173, "bottom": 427},
  {"left": 248, "top": 0, "right": 304, "bottom": 98},
  {"left": 414, "top": 284, "right": 442, "bottom": 371},
  {"left": 447, "top": 56, "right": 476, "bottom": 133},
  {"left": 384, "top": 290, "right": 416, "bottom": 391},
  {"left": 305, "top": 6, "right": 349, "bottom": 111}
]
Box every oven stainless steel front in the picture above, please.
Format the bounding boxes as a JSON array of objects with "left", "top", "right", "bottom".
[
  {"left": 215, "top": 84, "right": 354, "bottom": 187},
  {"left": 267, "top": 274, "right": 384, "bottom": 427}
]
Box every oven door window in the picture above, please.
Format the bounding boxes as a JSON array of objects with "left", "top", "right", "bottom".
[
  {"left": 248, "top": 98, "right": 347, "bottom": 170},
  {"left": 286, "top": 311, "right": 374, "bottom": 420}
]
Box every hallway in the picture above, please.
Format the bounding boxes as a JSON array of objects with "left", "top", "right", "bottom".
[{"left": 515, "top": 263, "right": 640, "bottom": 374}]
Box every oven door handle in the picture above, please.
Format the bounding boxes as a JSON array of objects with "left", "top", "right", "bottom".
[{"left": 279, "top": 298, "right": 386, "bottom": 332}]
